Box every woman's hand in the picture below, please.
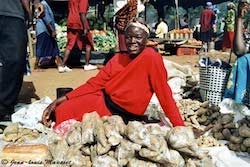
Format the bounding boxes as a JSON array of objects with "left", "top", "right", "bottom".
[
  {"left": 83, "top": 29, "right": 89, "bottom": 37},
  {"left": 42, "top": 96, "right": 67, "bottom": 126},
  {"left": 51, "top": 30, "right": 57, "bottom": 38}
]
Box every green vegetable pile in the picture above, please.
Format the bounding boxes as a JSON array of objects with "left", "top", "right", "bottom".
[
  {"left": 92, "top": 31, "right": 117, "bottom": 52},
  {"left": 56, "top": 18, "right": 117, "bottom": 53},
  {"left": 56, "top": 23, "right": 67, "bottom": 53}
]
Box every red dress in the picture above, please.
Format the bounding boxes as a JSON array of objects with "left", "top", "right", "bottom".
[
  {"left": 55, "top": 47, "right": 185, "bottom": 127},
  {"left": 66, "top": 0, "right": 94, "bottom": 50}
]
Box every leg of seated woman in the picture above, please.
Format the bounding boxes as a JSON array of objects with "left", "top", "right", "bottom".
[{"left": 54, "top": 91, "right": 111, "bottom": 126}]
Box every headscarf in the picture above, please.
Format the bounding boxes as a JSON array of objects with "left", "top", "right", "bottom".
[{"left": 125, "top": 18, "right": 150, "bottom": 35}]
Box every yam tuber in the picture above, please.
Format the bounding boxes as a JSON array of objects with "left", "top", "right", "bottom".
[
  {"left": 222, "top": 129, "right": 231, "bottom": 140},
  {"left": 221, "top": 114, "right": 234, "bottom": 125},
  {"left": 229, "top": 136, "right": 243, "bottom": 144},
  {"left": 213, "top": 132, "right": 224, "bottom": 140},
  {"left": 239, "top": 125, "right": 250, "bottom": 138},
  {"left": 242, "top": 138, "right": 250, "bottom": 147},
  {"left": 228, "top": 143, "right": 241, "bottom": 152}
]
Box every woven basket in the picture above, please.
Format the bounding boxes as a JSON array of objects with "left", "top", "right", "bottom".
[{"left": 199, "top": 66, "right": 231, "bottom": 105}]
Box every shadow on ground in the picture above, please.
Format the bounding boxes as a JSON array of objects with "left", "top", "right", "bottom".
[{"left": 18, "top": 81, "right": 40, "bottom": 104}]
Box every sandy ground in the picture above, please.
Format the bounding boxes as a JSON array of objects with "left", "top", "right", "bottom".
[{"left": 18, "top": 50, "right": 235, "bottom": 104}]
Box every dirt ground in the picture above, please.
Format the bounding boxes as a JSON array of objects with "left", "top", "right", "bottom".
[{"left": 18, "top": 50, "right": 236, "bottom": 104}]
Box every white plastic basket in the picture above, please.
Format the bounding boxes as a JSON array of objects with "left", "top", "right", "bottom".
[{"left": 199, "top": 66, "right": 231, "bottom": 105}]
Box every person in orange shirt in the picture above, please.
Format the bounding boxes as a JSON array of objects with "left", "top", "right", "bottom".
[
  {"left": 42, "top": 18, "right": 184, "bottom": 127},
  {"left": 62, "top": 0, "right": 97, "bottom": 71}
]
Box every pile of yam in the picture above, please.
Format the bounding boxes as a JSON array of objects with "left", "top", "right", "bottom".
[
  {"left": 2, "top": 123, "right": 40, "bottom": 143},
  {"left": 211, "top": 114, "right": 250, "bottom": 153},
  {"left": 177, "top": 100, "right": 221, "bottom": 130},
  {"left": 47, "top": 112, "right": 212, "bottom": 167}
]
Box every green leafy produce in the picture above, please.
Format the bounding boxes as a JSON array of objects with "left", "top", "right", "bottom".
[
  {"left": 56, "top": 19, "right": 117, "bottom": 53},
  {"left": 58, "top": 18, "right": 67, "bottom": 26},
  {"left": 92, "top": 31, "right": 117, "bottom": 52},
  {"left": 56, "top": 24, "right": 67, "bottom": 52}
]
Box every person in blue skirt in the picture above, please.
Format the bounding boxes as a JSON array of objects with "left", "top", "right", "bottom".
[{"left": 35, "top": 0, "right": 67, "bottom": 73}]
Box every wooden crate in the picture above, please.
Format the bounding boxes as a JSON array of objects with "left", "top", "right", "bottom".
[{"left": 176, "top": 47, "right": 197, "bottom": 56}]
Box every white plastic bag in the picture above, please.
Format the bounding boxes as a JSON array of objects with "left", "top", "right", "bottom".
[
  {"left": 219, "top": 98, "right": 250, "bottom": 122},
  {"left": 12, "top": 96, "right": 52, "bottom": 129}
]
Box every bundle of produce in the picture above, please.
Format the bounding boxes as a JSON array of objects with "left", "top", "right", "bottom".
[
  {"left": 195, "top": 102, "right": 221, "bottom": 127},
  {"left": 47, "top": 112, "right": 212, "bottom": 167},
  {"left": 187, "top": 39, "right": 202, "bottom": 46},
  {"left": 181, "top": 80, "right": 200, "bottom": 100},
  {"left": 165, "top": 29, "right": 193, "bottom": 40},
  {"left": 196, "top": 135, "right": 224, "bottom": 147},
  {"left": 92, "top": 31, "right": 117, "bottom": 52},
  {"left": 169, "top": 29, "right": 193, "bottom": 34},
  {"left": 90, "top": 30, "right": 106, "bottom": 35},
  {"left": 55, "top": 24, "right": 67, "bottom": 53},
  {"left": 146, "top": 40, "right": 158, "bottom": 47},
  {"left": 2, "top": 123, "right": 40, "bottom": 143},
  {"left": 0, "top": 123, "right": 51, "bottom": 164},
  {"left": 211, "top": 114, "right": 250, "bottom": 153},
  {"left": 177, "top": 100, "right": 221, "bottom": 131}
]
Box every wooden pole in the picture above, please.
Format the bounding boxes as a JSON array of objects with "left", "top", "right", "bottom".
[{"left": 175, "top": 0, "right": 180, "bottom": 29}]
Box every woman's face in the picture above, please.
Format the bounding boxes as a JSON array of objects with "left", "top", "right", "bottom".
[{"left": 125, "top": 26, "right": 148, "bottom": 57}]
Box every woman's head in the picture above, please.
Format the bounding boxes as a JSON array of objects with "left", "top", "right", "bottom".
[
  {"left": 227, "top": 2, "right": 235, "bottom": 10},
  {"left": 124, "top": 18, "right": 149, "bottom": 58}
]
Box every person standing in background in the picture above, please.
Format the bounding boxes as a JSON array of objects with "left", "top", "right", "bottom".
[
  {"left": 62, "top": 0, "right": 97, "bottom": 71},
  {"left": 222, "top": 2, "right": 236, "bottom": 52},
  {"left": 34, "top": 0, "right": 65, "bottom": 73},
  {"left": 199, "top": 2, "right": 216, "bottom": 52},
  {"left": 0, "top": 0, "right": 39, "bottom": 121},
  {"left": 155, "top": 17, "right": 168, "bottom": 38},
  {"left": 180, "top": 14, "right": 189, "bottom": 29},
  {"left": 224, "top": 0, "right": 250, "bottom": 105},
  {"left": 114, "top": 0, "right": 146, "bottom": 52}
]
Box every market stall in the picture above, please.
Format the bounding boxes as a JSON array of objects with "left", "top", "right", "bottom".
[
  {"left": 150, "top": 29, "right": 202, "bottom": 56},
  {"left": 0, "top": 58, "right": 249, "bottom": 166}
]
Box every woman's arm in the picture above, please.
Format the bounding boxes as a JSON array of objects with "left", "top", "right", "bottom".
[
  {"left": 21, "top": 0, "right": 32, "bottom": 23},
  {"left": 148, "top": 51, "right": 184, "bottom": 127},
  {"left": 66, "top": 56, "right": 114, "bottom": 99},
  {"left": 79, "top": 0, "right": 89, "bottom": 36},
  {"left": 80, "top": 13, "right": 89, "bottom": 36},
  {"left": 233, "top": 0, "right": 249, "bottom": 56}
]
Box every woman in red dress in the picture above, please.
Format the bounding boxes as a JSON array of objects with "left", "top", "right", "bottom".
[{"left": 42, "top": 18, "right": 184, "bottom": 127}]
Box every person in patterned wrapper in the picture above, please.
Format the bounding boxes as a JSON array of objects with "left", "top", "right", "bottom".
[
  {"left": 224, "top": 0, "right": 250, "bottom": 105},
  {"left": 222, "top": 2, "right": 236, "bottom": 51}
]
